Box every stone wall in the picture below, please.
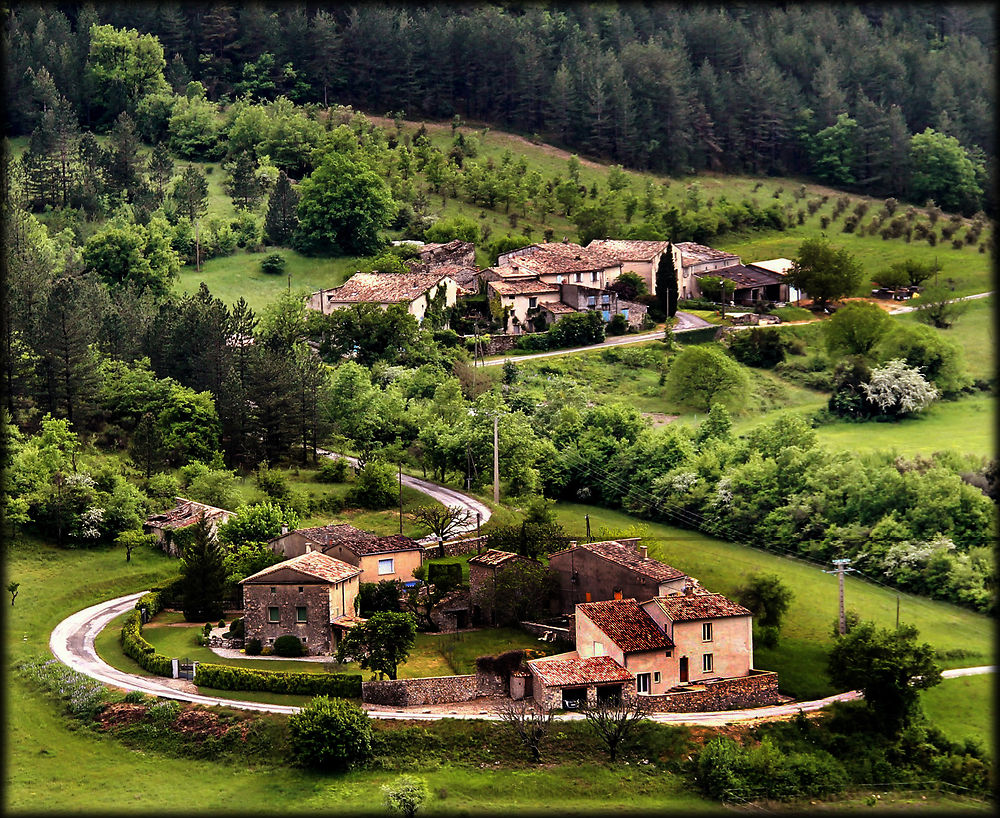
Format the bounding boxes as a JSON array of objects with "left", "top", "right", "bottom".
[
  {"left": 361, "top": 669, "right": 509, "bottom": 706},
  {"left": 423, "top": 535, "right": 487, "bottom": 558},
  {"left": 644, "top": 670, "right": 780, "bottom": 712},
  {"left": 208, "top": 636, "right": 244, "bottom": 649},
  {"left": 519, "top": 621, "right": 575, "bottom": 646}
]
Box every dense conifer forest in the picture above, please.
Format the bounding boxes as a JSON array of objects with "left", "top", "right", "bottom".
[{"left": 5, "top": 3, "right": 994, "bottom": 213}]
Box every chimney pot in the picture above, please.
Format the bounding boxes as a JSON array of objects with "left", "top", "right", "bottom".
[
  {"left": 280, "top": 524, "right": 289, "bottom": 536},
  {"left": 569, "top": 540, "right": 577, "bottom": 548},
  {"left": 639, "top": 545, "right": 648, "bottom": 560}
]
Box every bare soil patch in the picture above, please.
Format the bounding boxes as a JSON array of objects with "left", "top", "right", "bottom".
[{"left": 644, "top": 413, "right": 680, "bottom": 428}]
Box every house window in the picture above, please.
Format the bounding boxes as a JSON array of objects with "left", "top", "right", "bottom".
[
  {"left": 622, "top": 308, "right": 629, "bottom": 319},
  {"left": 593, "top": 641, "right": 605, "bottom": 656},
  {"left": 601, "top": 310, "right": 610, "bottom": 321},
  {"left": 296, "top": 606, "right": 307, "bottom": 623},
  {"left": 268, "top": 607, "right": 279, "bottom": 623},
  {"left": 301, "top": 637, "right": 307, "bottom": 643},
  {"left": 636, "top": 673, "right": 651, "bottom": 694},
  {"left": 703, "top": 653, "right": 714, "bottom": 673},
  {"left": 653, "top": 672, "right": 661, "bottom": 684},
  {"left": 601, "top": 294, "right": 610, "bottom": 304},
  {"left": 575, "top": 273, "right": 582, "bottom": 283},
  {"left": 613, "top": 589, "right": 622, "bottom": 600},
  {"left": 298, "top": 586, "right": 304, "bottom": 593},
  {"left": 665, "top": 650, "right": 672, "bottom": 658},
  {"left": 270, "top": 586, "right": 276, "bottom": 594},
  {"left": 585, "top": 592, "right": 592, "bottom": 602},
  {"left": 591, "top": 271, "right": 598, "bottom": 282},
  {"left": 587, "top": 295, "right": 596, "bottom": 307},
  {"left": 557, "top": 274, "right": 564, "bottom": 284},
  {"left": 528, "top": 297, "right": 537, "bottom": 308},
  {"left": 378, "top": 558, "right": 395, "bottom": 575},
  {"left": 267, "top": 638, "right": 274, "bottom": 644},
  {"left": 702, "top": 622, "right": 713, "bottom": 642}
]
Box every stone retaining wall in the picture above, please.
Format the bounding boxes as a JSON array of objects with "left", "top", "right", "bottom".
[
  {"left": 361, "top": 669, "right": 508, "bottom": 706},
  {"left": 519, "top": 621, "right": 575, "bottom": 646},
  {"left": 422, "top": 535, "right": 487, "bottom": 558},
  {"left": 208, "top": 636, "right": 244, "bottom": 649},
  {"left": 644, "top": 670, "right": 780, "bottom": 712}
]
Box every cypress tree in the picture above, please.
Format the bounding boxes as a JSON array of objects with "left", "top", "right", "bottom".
[
  {"left": 264, "top": 170, "right": 300, "bottom": 245},
  {"left": 180, "top": 515, "right": 227, "bottom": 622}
]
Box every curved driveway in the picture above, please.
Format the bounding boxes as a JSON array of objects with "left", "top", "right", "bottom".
[{"left": 50, "top": 592, "right": 993, "bottom": 726}]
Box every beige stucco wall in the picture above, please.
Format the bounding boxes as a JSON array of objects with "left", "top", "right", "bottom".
[
  {"left": 537, "top": 264, "right": 621, "bottom": 290},
  {"left": 619, "top": 260, "right": 658, "bottom": 296},
  {"left": 622, "top": 649, "right": 674, "bottom": 695},
  {"left": 576, "top": 610, "right": 626, "bottom": 665},
  {"left": 491, "top": 288, "right": 560, "bottom": 329},
  {"left": 358, "top": 550, "right": 423, "bottom": 584},
  {"left": 408, "top": 277, "right": 459, "bottom": 323},
  {"left": 328, "top": 575, "right": 360, "bottom": 620},
  {"left": 576, "top": 608, "right": 674, "bottom": 695}
]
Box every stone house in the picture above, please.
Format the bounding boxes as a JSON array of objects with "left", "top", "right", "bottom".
[
  {"left": 240, "top": 551, "right": 363, "bottom": 655},
  {"left": 484, "top": 276, "right": 561, "bottom": 333},
  {"left": 497, "top": 241, "right": 623, "bottom": 290},
  {"left": 526, "top": 589, "right": 757, "bottom": 708},
  {"left": 697, "top": 264, "right": 789, "bottom": 306},
  {"left": 547, "top": 539, "right": 687, "bottom": 613},
  {"left": 306, "top": 271, "right": 460, "bottom": 324},
  {"left": 143, "top": 497, "right": 233, "bottom": 557},
  {"left": 587, "top": 239, "right": 671, "bottom": 297},
  {"left": 269, "top": 524, "right": 424, "bottom": 586},
  {"left": 468, "top": 549, "right": 540, "bottom": 625},
  {"left": 419, "top": 239, "right": 476, "bottom": 268},
  {"left": 747, "top": 258, "right": 799, "bottom": 301},
  {"left": 671, "top": 242, "right": 741, "bottom": 300}
]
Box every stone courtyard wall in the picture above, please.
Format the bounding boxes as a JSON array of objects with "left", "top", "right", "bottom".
[
  {"left": 645, "top": 670, "right": 780, "bottom": 712},
  {"left": 361, "top": 669, "right": 509, "bottom": 706}
]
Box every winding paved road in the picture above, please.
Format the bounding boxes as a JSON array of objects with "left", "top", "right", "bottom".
[{"left": 49, "top": 591, "right": 993, "bottom": 726}]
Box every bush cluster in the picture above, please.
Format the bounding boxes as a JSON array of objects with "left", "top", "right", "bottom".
[
  {"left": 273, "top": 634, "right": 306, "bottom": 657},
  {"left": 194, "top": 664, "right": 362, "bottom": 697}
]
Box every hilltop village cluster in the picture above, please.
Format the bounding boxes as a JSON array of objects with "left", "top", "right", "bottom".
[
  {"left": 307, "top": 238, "right": 796, "bottom": 333},
  {"left": 147, "top": 500, "right": 780, "bottom": 712}
]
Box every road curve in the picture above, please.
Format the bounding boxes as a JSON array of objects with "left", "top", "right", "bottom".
[
  {"left": 315, "top": 449, "right": 491, "bottom": 536},
  {"left": 49, "top": 592, "right": 993, "bottom": 725}
]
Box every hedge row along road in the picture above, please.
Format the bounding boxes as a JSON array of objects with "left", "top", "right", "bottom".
[{"left": 50, "top": 592, "right": 993, "bottom": 726}]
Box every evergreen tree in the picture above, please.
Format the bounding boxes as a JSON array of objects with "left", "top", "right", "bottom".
[
  {"left": 171, "top": 164, "right": 209, "bottom": 221},
  {"left": 224, "top": 151, "right": 265, "bottom": 211},
  {"left": 264, "top": 170, "right": 300, "bottom": 245},
  {"left": 148, "top": 142, "right": 175, "bottom": 204},
  {"left": 129, "top": 411, "right": 168, "bottom": 479},
  {"left": 180, "top": 515, "right": 227, "bottom": 622},
  {"left": 104, "top": 113, "right": 146, "bottom": 201}
]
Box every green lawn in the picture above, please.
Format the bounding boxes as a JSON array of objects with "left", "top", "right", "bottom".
[
  {"left": 920, "top": 674, "right": 994, "bottom": 749},
  {"left": 551, "top": 504, "right": 993, "bottom": 700},
  {"left": 897, "top": 295, "right": 995, "bottom": 382},
  {"left": 810, "top": 394, "right": 994, "bottom": 458}
]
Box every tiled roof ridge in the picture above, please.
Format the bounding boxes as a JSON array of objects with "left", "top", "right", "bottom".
[
  {"left": 577, "top": 598, "right": 674, "bottom": 652},
  {"left": 240, "top": 551, "right": 361, "bottom": 584}
]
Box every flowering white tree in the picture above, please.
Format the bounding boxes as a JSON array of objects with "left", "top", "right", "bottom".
[{"left": 862, "top": 359, "right": 938, "bottom": 416}]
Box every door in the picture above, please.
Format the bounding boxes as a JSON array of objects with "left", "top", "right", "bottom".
[{"left": 679, "top": 657, "right": 688, "bottom": 683}]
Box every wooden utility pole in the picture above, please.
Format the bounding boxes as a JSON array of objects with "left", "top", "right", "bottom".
[
  {"left": 585, "top": 514, "right": 591, "bottom": 542},
  {"left": 493, "top": 414, "right": 499, "bottom": 503},
  {"left": 398, "top": 462, "right": 403, "bottom": 534},
  {"left": 896, "top": 595, "right": 900, "bottom": 628},
  {"left": 824, "top": 558, "right": 855, "bottom": 635}
]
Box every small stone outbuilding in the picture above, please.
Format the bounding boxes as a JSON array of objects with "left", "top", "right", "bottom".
[{"left": 143, "top": 497, "right": 233, "bottom": 557}]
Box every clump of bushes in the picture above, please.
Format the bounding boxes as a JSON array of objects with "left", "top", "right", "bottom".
[
  {"left": 273, "top": 634, "right": 306, "bottom": 657},
  {"left": 288, "top": 696, "right": 372, "bottom": 770},
  {"left": 260, "top": 253, "right": 287, "bottom": 274},
  {"left": 194, "top": 664, "right": 361, "bottom": 697},
  {"left": 317, "top": 457, "right": 350, "bottom": 483},
  {"left": 245, "top": 638, "right": 263, "bottom": 656}
]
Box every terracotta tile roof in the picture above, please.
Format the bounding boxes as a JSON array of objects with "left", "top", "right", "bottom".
[
  {"left": 145, "top": 497, "right": 232, "bottom": 530},
  {"left": 240, "top": 551, "right": 361, "bottom": 585},
  {"left": 673, "top": 242, "right": 740, "bottom": 267},
  {"left": 587, "top": 239, "right": 671, "bottom": 260},
  {"left": 548, "top": 540, "right": 685, "bottom": 583},
  {"left": 698, "top": 264, "right": 780, "bottom": 288},
  {"left": 419, "top": 239, "right": 475, "bottom": 264},
  {"left": 321, "top": 272, "right": 450, "bottom": 305},
  {"left": 501, "top": 242, "right": 621, "bottom": 276},
  {"left": 331, "top": 613, "right": 367, "bottom": 628},
  {"left": 487, "top": 278, "right": 560, "bottom": 296},
  {"left": 468, "top": 549, "right": 523, "bottom": 568},
  {"left": 577, "top": 599, "right": 674, "bottom": 652},
  {"left": 485, "top": 266, "right": 539, "bottom": 281},
  {"left": 747, "top": 258, "right": 794, "bottom": 276},
  {"left": 282, "top": 524, "right": 420, "bottom": 556},
  {"left": 540, "top": 301, "right": 577, "bottom": 315},
  {"left": 529, "top": 654, "right": 633, "bottom": 687},
  {"left": 652, "top": 593, "right": 752, "bottom": 621}
]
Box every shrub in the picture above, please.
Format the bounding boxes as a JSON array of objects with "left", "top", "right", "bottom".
[
  {"left": 288, "top": 696, "right": 372, "bottom": 770},
  {"left": 224, "top": 617, "right": 245, "bottom": 639},
  {"left": 255, "top": 463, "right": 290, "bottom": 501},
  {"left": 427, "top": 562, "right": 462, "bottom": 593},
  {"left": 123, "top": 690, "right": 149, "bottom": 705},
  {"left": 194, "top": 663, "right": 361, "bottom": 697},
  {"left": 382, "top": 775, "right": 430, "bottom": 817},
  {"left": 245, "top": 638, "right": 262, "bottom": 655},
  {"left": 317, "top": 457, "right": 349, "bottom": 483},
  {"left": 726, "top": 328, "right": 786, "bottom": 368},
  {"left": 349, "top": 460, "right": 398, "bottom": 509},
  {"left": 606, "top": 313, "right": 629, "bottom": 336},
  {"left": 260, "top": 253, "right": 286, "bottom": 274},
  {"left": 273, "top": 634, "right": 306, "bottom": 657}
]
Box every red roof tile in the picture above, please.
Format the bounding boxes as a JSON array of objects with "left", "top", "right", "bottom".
[
  {"left": 548, "top": 540, "right": 685, "bottom": 583},
  {"left": 284, "top": 524, "right": 420, "bottom": 556},
  {"left": 500, "top": 242, "right": 621, "bottom": 276},
  {"left": 529, "top": 655, "right": 633, "bottom": 687},
  {"left": 319, "top": 272, "right": 451, "bottom": 305},
  {"left": 673, "top": 242, "right": 740, "bottom": 267},
  {"left": 577, "top": 599, "right": 674, "bottom": 652},
  {"left": 653, "top": 593, "right": 752, "bottom": 621},
  {"left": 468, "top": 549, "right": 525, "bottom": 568},
  {"left": 587, "top": 239, "right": 671, "bottom": 261},
  {"left": 241, "top": 552, "right": 361, "bottom": 585},
  {"left": 487, "top": 278, "right": 560, "bottom": 296}
]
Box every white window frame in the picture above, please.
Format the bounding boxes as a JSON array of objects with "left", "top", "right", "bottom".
[
  {"left": 702, "top": 622, "right": 713, "bottom": 642},
  {"left": 653, "top": 671, "right": 661, "bottom": 684},
  {"left": 702, "top": 653, "right": 714, "bottom": 673},
  {"left": 636, "top": 673, "right": 651, "bottom": 694},
  {"left": 593, "top": 641, "right": 605, "bottom": 657},
  {"left": 378, "top": 558, "right": 395, "bottom": 576}
]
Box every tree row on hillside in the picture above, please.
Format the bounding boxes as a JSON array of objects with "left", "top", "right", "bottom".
[{"left": 5, "top": 4, "right": 994, "bottom": 212}]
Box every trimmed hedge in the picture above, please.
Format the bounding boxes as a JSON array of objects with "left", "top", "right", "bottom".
[
  {"left": 120, "top": 589, "right": 173, "bottom": 676},
  {"left": 195, "top": 664, "right": 362, "bottom": 698}
]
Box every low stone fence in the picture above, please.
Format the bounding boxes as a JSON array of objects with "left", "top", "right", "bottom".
[
  {"left": 644, "top": 670, "right": 780, "bottom": 713},
  {"left": 519, "top": 621, "right": 575, "bottom": 646},
  {"left": 421, "top": 535, "right": 487, "bottom": 558},
  {"left": 207, "top": 636, "right": 244, "bottom": 650},
  {"left": 361, "top": 669, "right": 507, "bottom": 706}
]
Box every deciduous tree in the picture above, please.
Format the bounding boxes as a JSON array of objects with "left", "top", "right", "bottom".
[{"left": 336, "top": 611, "right": 417, "bottom": 680}]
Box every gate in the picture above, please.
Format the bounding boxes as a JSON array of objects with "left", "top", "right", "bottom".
[{"left": 178, "top": 658, "right": 196, "bottom": 681}]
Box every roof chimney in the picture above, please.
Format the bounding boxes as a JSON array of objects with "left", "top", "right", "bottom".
[
  {"left": 568, "top": 540, "right": 577, "bottom": 548},
  {"left": 684, "top": 583, "right": 694, "bottom": 596},
  {"left": 280, "top": 524, "right": 289, "bottom": 536},
  {"left": 639, "top": 545, "right": 648, "bottom": 560}
]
